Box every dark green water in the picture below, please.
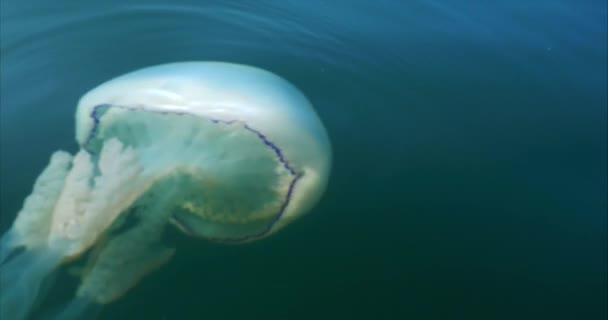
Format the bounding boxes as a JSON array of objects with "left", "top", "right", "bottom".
[{"left": 1, "top": 1, "right": 606, "bottom": 319}]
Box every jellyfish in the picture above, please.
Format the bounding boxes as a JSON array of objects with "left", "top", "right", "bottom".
[{"left": 0, "top": 62, "right": 331, "bottom": 320}]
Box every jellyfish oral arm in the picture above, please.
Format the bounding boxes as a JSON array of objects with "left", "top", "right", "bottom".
[
  {"left": 48, "top": 138, "right": 151, "bottom": 258},
  {"left": 0, "top": 152, "right": 73, "bottom": 320},
  {"left": 75, "top": 192, "right": 178, "bottom": 305},
  {"left": 0, "top": 151, "right": 73, "bottom": 263},
  {"left": 0, "top": 138, "right": 153, "bottom": 320}
]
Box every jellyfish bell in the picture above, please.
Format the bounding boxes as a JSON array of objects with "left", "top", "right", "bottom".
[
  {"left": 0, "top": 62, "right": 331, "bottom": 320},
  {"left": 76, "top": 62, "right": 331, "bottom": 239}
]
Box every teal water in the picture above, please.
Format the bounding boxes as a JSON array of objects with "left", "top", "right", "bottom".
[{"left": 1, "top": 1, "right": 606, "bottom": 319}]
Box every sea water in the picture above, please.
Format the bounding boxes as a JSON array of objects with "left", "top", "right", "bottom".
[{"left": 0, "top": 1, "right": 606, "bottom": 319}]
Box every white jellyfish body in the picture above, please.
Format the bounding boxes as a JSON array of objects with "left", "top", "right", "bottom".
[{"left": 0, "top": 62, "right": 331, "bottom": 320}]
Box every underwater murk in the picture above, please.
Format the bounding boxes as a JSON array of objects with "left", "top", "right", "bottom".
[{"left": 0, "top": 1, "right": 606, "bottom": 320}]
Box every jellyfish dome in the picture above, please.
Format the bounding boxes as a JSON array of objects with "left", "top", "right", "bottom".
[{"left": 0, "top": 62, "right": 331, "bottom": 320}]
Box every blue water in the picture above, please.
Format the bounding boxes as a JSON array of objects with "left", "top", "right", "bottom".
[{"left": 1, "top": 1, "right": 606, "bottom": 319}]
